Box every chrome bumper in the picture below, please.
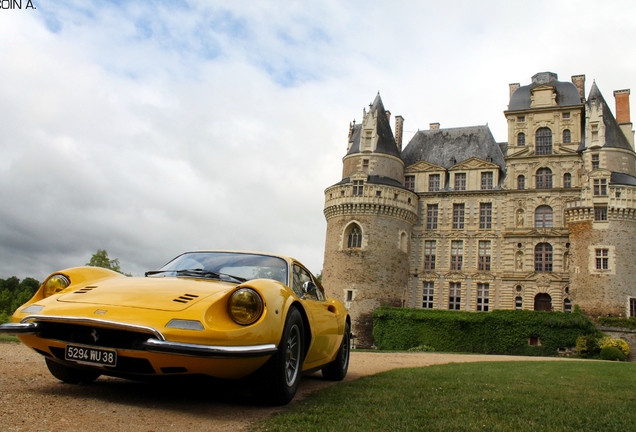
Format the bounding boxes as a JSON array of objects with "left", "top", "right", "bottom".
[{"left": 0, "top": 322, "right": 38, "bottom": 334}]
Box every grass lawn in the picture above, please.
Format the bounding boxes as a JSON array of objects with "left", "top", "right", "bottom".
[{"left": 253, "top": 360, "right": 636, "bottom": 431}]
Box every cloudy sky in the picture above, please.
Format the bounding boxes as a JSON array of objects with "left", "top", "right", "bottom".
[{"left": 1, "top": 0, "right": 636, "bottom": 280}]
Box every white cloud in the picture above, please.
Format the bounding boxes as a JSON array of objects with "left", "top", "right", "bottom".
[{"left": 1, "top": 0, "right": 636, "bottom": 280}]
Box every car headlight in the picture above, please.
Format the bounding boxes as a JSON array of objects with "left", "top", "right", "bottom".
[
  {"left": 228, "top": 288, "right": 264, "bottom": 325},
  {"left": 43, "top": 274, "right": 70, "bottom": 298}
]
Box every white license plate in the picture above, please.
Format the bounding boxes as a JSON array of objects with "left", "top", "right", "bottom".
[{"left": 65, "top": 344, "right": 117, "bottom": 366}]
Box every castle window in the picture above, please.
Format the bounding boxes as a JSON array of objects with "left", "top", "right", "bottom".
[
  {"left": 517, "top": 132, "right": 526, "bottom": 146},
  {"left": 405, "top": 175, "right": 415, "bottom": 191},
  {"left": 346, "top": 224, "right": 362, "bottom": 249},
  {"left": 517, "top": 116, "right": 525, "bottom": 123},
  {"left": 535, "top": 205, "right": 553, "bottom": 228},
  {"left": 352, "top": 180, "right": 364, "bottom": 196},
  {"left": 563, "top": 129, "right": 571, "bottom": 144},
  {"left": 564, "top": 298, "right": 572, "bottom": 313},
  {"left": 592, "top": 154, "right": 600, "bottom": 170},
  {"left": 477, "top": 283, "right": 489, "bottom": 312},
  {"left": 593, "top": 179, "right": 607, "bottom": 196},
  {"left": 426, "top": 204, "right": 438, "bottom": 230},
  {"left": 479, "top": 203, "right": 492, "bottom": 229},
  {"left": 517, "top": 175, "right": 525, "bottom": 190},
  {"left": 450, "top": 157, "right": 457, "bottom": 165},
  {"left": 515, "top": 296, "right": 523, "bottom": 310},
  {"left": 536, "top": 127, "right": 552, "bottom": 155},
  {"left": 534, "top": 243, "right": 553, "bottom": 272},
  {"left": 595, "top": 248, "right": 609, "bottom": 270},
  {"left": 422, "top": 282, "right": 434, "bottom": 309},
  {"left": 563, "top": 173, "right": 572, "bottom": 188},
  {"left": 454, "top": 173, "right": 466, "bottom": 191},
  {"left": 478, "top": 240, "right": 491, "bottom": 271},
  {"left": 536, "top": 167, "right": 553, "bottom": 189},
  {"left": 481, "top": 172, "right": 493, "bottom": 190},
  {"left": 376, "top": 190, "right": 381, "bottom": 197},
  {"left": 429, "top": 174, "right": 440, "bottom": 192},
  {"left": 400, "top": 232, "right": 408, "bottom": 253},
  {"left": 452, "top": 203, "right": 465, "bottom": 229},
  {"left": 562, "top": 112, "right": 570, "bottom": 119},
  {"left": 594, "top": 207, "right": 607, "bottom": 221},
  {"left": 346, "top": 290, "right": 353, "bottom": 302},
  {"left": 630, "top": 299, "right": 636, "bottom": 317},
  {"left": 534, "top": 293, "right": 552, "bottom": 311},
  {"left": 424, "top": 241, "right": 436, "bottom": 270},
  {"left": 450, "top": 240, "right": 463, "bottom": 271},
  {"left": 449, "top": 282, "right": 461, "bottom": 310},
  {"left": 591, "top": 123, "right": 599, "bottom": 141},
  {"left": 362, "top": 159, "right": 369, "bottom": 172}
]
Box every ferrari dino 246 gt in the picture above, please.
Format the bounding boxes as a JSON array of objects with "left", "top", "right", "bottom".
[{"left": 0, "top": 251, "right": 351, "bottom": 405}]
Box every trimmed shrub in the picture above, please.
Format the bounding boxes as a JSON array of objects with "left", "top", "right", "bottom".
[
  {"left": 598, "top": 336, "right": 630, "bottom": 356},
  {"left": 600, "top": 346, "right": 627, "bottom": 361},
  {"left": 373, "top": 307, "right": 600, "bottom": 356}
]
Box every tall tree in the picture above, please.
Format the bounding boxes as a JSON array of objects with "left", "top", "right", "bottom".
[{"left": 87, "top": 249, "right": 130, "bottom": 276}]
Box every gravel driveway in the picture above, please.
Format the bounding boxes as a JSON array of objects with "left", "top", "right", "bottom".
[{"left": 0, "top": 342, "right": 571, "bottom": 431}]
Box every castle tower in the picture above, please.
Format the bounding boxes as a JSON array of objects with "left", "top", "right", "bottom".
[
  {"left": 322, "top": 94, "right": 417, "bottom": 347},
  {"left": 566, "top": 83, "right": 636, "bottom": 316}
]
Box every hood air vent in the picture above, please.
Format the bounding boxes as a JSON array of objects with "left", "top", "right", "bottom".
[
  {"left": 74, "top": 286, "right": 97, "bottom": 294},
  {"left": 173, "top": 293, "right": 199, "bottom": 304}
]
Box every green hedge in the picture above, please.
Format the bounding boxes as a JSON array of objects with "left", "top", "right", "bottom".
[
  {"left": 598, "top": 316, "right": 636, "bottom": 330},
  {"left": 373, "top": 307, "right": 600, "bottom": 356}
]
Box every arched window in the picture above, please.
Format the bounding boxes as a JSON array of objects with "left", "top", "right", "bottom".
[
  {"left": 346, "top": 224, "right": 362, "bottom": 249},
  {"left": 535, "top": 205, "right": 553, "bottom": 228},
  {"left": 563, "top": 173, "right": 572, "bottom": 188},
  {"left": 517, "top": 132, "right": 526, "bottom": 146},
  {"left": 536, "top": 127, "right": 552, "bottom": 155},
  {"left": 534, "top": 243, "right": 553, "bottom": 272},
  {"left": 563, "top": 129, "right": 571, "bottom": 144},
  {"left": 536, "top": 167, "right": 553, "bottom": 189},
  {"left": 534, "top": 293, "right": 552, "bottom": 311},
  {"left": 517, "top": 175, "right": 525, "bottom": 190}
]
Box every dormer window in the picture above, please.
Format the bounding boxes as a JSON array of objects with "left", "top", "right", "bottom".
[
  {"left": 593, "top": 179, "right": 607, "bottom": 196},
  {"left": 352, "top": 180, "right": 364, "bottom": 196},
  {"left": 450, "top": 157, "right": 457, "bottom": 165},
  {"left": 591, "top": 123, "right": 599, "bottom": 141},
  {"left": 592, "top": 154, "right": 600, "bottom": 170}
]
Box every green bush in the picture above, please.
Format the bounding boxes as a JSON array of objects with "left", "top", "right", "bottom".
[
  {"left": 598, "top": 316, "right": 636, "bottom": 330},
  {"left": 373, "top": 307, "right": 601, "bottom": 356},
  {"left": 600, "top": 346, "right": 627, "bottom": 361},
  {"left": 576, "top": 334, "right": 601, "bottom": 358}
]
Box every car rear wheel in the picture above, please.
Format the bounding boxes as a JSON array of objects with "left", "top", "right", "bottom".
[
  {"left": 254, "top": 307, "right": 304, "bottom": 406},
  {"left": 322, "top": 321, "right": 350, "bottom": 381},
  {"left": 45, "top": 357, "right": 101, "bottom": 384}
]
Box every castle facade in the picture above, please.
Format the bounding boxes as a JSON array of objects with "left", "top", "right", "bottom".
[{"left": 322, "top": 72, "right": 636, "bottom": 347}]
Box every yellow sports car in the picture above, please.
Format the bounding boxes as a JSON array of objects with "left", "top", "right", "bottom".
[{"left": 0, "top": 251, "right": 351, "bottom": 405}]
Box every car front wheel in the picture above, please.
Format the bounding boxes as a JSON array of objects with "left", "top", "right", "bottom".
[
  {"left": 45, "top": 358, "right": 101, "bottom": 384},
  {"left": 254, "top": 307, "right": 304, "bottom": 406}
]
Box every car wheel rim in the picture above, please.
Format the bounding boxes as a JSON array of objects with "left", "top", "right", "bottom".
[
  {"left": 342, "top": 332, "right": 350, "bottom": 369},
  {"left": 285, "top": 324, "right": 301, "bottom": 387}
]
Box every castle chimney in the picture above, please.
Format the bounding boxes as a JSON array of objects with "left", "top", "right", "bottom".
[
  {"left": 509, "top": 83, "right": 520, "bottom": 98},
  {"left": 571, "top": 75, "right": 586, "bottom": 102},
  {"left": 430, "top": 123, "right": 440, "bottom": 130},
  {"left": 395, "top": 115, "right": 404, "bottom": 151},
  {"left": 614, "top": 89, "right": 634, "bottom": 148}
]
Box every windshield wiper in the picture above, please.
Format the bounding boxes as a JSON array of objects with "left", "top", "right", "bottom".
[{"left": 145, "top": 268, "right": 248, "bottom": 283}]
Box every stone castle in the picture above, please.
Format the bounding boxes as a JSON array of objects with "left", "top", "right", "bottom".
[{"left": 322, "top": 72, "right": 636, "bottom": 347}]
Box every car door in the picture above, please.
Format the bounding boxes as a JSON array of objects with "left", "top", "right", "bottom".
[{"left": 292, "top": 264, "right": 339, "bottom": 366}]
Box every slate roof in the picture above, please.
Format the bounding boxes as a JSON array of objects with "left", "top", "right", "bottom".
[
  {"left": 346, "top": 94, "right": 400, "bottom": 157},
  {"left": 507, "top": 72, "right": 582, "bottom": 111},
  {"left": 578, "top": 82, "right": 634, "bottom": 152},
  {"left": 334, "top": 175, "right": 407, "bottom": 189},
  {"left": 401, "top": 125, "right": 506, "bottom": 172},
  {"left": 610, "top": 172, "right": 636, "bottom": 187}
]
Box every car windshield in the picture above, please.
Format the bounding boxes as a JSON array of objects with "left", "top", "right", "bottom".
[{"left": 151, "top": 252, "right": 289, "bottom": 284}]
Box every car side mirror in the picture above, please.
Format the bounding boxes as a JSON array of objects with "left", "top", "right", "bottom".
[{"left": 302, "top": 281, "right": 317, "bottom": 297}]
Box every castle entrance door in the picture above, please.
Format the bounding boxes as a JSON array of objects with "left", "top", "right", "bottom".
[{"left": 534, "top": 293, "right": 552, "bottom": 311}]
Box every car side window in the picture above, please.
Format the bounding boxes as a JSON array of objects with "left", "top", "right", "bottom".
[{"left": 292, "top": 264, "right": 323, "bottom": 301}]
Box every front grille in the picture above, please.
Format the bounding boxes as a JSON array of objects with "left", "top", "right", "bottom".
[
  {"left": 49, "top": 347, "right": 155, "bottom": 374},
  {"left": 37, "top": 321, "right": 155, "bottom": 350}
]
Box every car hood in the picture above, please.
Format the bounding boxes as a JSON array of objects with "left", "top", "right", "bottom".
[{"left": 56, "top": 277, "right": 236, "bottom": 311}]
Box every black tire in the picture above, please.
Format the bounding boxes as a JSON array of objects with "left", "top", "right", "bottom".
[
  {"left": 254, "top": 307, "right": 304, "bottom": 406},
  {"left": 45, "top": 357, "right": 101, "bottom": 384},
  {"left": 322, "top": 321, "right": 350, "bottom": 381}
]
